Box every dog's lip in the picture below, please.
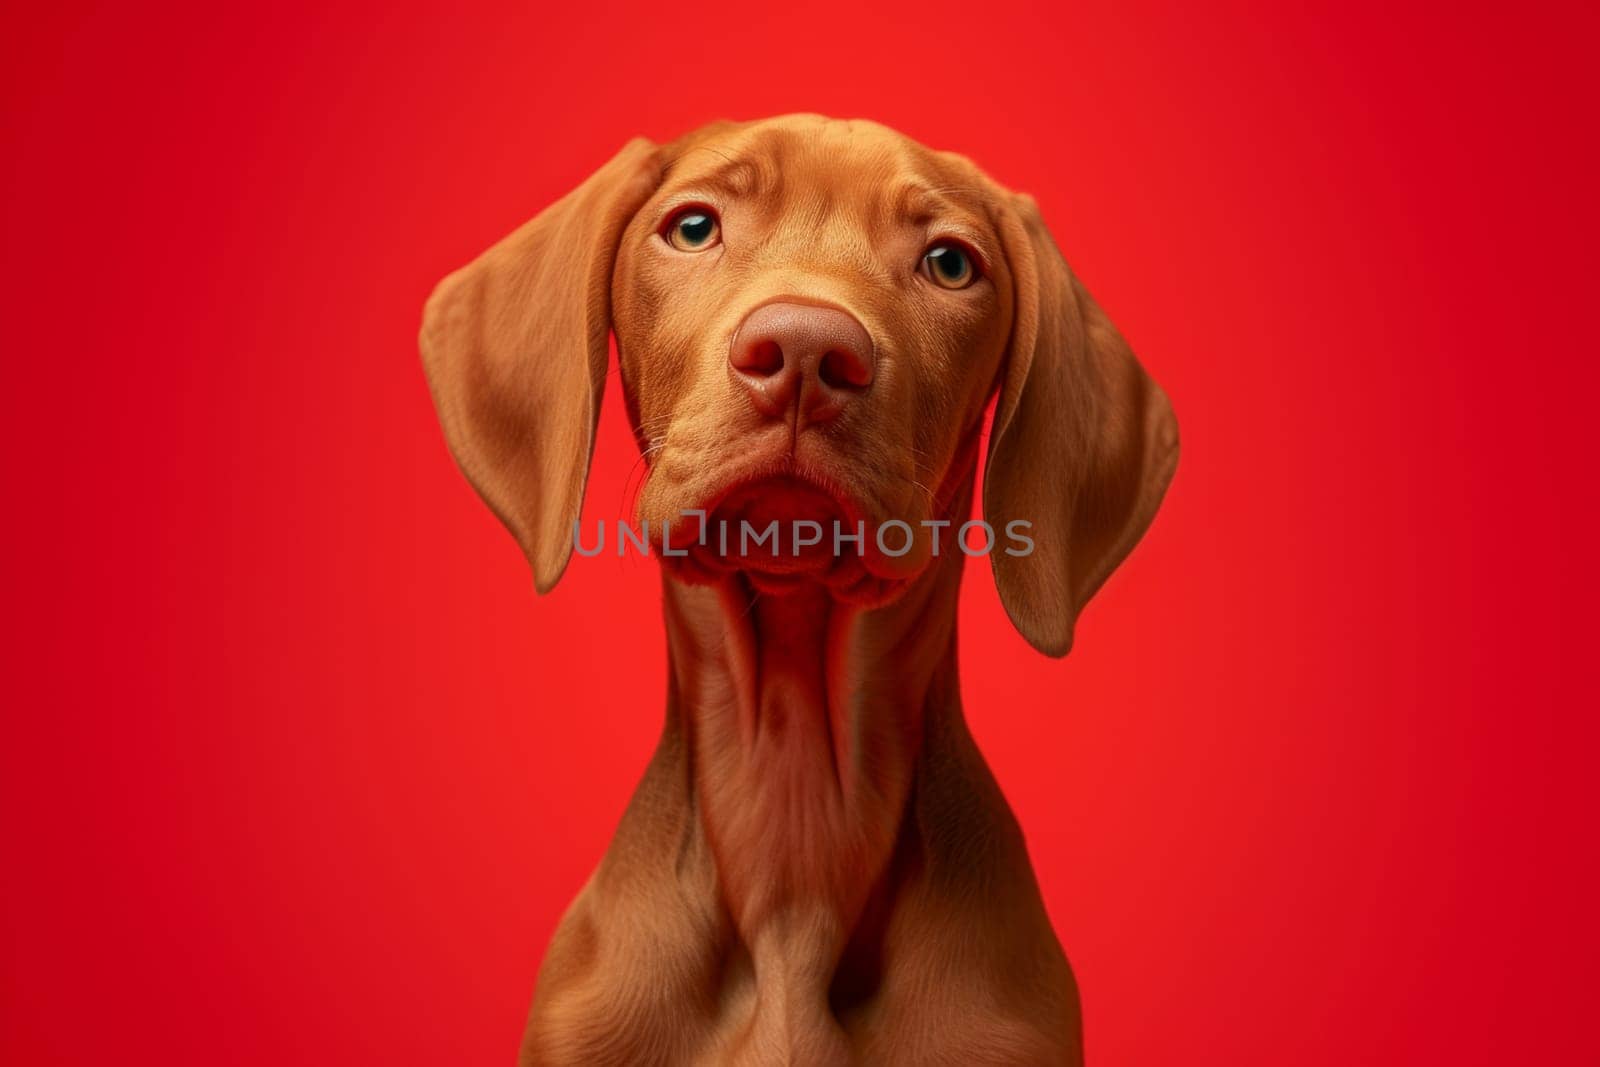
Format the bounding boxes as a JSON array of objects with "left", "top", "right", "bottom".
[
  {"left": 705, "top": 473, "right": 848, "bottom": 575},
  {"left": 658, "top": 465, "right": 866, "bottom": 585},
  {"left": 659, "top": 452, "right": 931, "bottom": 592},
  {"left": 661, "top": 465, "right": 919, "bottom": 605},
  {"left": 694, "top": 461, "right": 866, "bottom": 530}
]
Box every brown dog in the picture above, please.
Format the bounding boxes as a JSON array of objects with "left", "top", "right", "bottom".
[{"left": 421, "top": 115, "right": 1178, "bottom": 1065}]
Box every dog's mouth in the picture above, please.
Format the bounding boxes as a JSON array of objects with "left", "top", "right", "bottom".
[
  {"left": 711, "top": 476, "right": 845, "bottom": 572},
  {"left": 661, "top": 471, "right": 910, "bottom": 603}
]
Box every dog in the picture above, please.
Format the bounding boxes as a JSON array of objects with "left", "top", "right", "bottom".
[{"left": 421, "top": 114, "right": 1178, "bottom": 1065}]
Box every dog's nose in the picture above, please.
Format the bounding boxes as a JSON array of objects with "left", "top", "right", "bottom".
[{"left": 729, "top": 302, "right": 875, "bottom": 423}]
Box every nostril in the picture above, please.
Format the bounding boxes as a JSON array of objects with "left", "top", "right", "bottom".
[
  {"left": 819, "top": 348, "right": 872, "bottom": 390},
  {"left": 734, "top": 339, "right": 784, "bottom": 377},
  {"left": 729, "top": 302, "right": 875, "bottom": 418}
]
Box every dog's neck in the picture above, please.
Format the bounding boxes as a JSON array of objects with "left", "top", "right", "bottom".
[{"left": 660, "top": 524, "right": 968, "bottom": 1018}]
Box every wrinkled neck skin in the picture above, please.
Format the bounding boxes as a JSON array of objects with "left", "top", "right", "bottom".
[
  {"left": 661, "top": 519, "right": 967, "bottom": 1046},
  {"left": 666, "top": 516, "right": 965, "bottom": 926}
]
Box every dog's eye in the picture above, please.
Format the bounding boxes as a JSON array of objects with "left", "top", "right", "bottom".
[
  {"left": 922, "top": 241, "right": 977, "bottom": 289},
  {"left": 665, "top": 208, "right": 720, "bottom": 251}
]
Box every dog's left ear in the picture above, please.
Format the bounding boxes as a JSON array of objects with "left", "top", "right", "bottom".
[
  {"left": 984, "top": 194, "right": 1180, "bottom": 657},
  {"left": 420, "top": 137, "right": 661, "bottom": 593}
]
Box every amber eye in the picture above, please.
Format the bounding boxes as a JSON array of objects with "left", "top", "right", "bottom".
[
  {"left": 666, "top": 208, "right": 720, "bottom": 251},
  {"left": 922, "top": 241, "right": 977, "bottom": 289}
]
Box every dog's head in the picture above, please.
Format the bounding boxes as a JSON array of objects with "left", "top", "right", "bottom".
[{"left": 421, "top": 115, "right": 1177, "bottom": 656}]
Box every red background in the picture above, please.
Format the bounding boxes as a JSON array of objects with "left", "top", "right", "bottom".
[{"left": 3, "top": 2, "right": 1596, "bottom": 1064}]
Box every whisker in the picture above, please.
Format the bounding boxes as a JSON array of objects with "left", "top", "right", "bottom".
[{"left": 618, "top": 440, "right": 668, "bottom": 517}]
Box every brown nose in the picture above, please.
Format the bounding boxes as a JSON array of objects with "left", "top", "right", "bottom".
[{"left": 729, "top": 302, "right": 875, "bottom": 423}]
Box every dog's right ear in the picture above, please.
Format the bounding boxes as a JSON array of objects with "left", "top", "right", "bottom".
[{"left": 420, "top": 138, "right": 660, "bottom": 593}]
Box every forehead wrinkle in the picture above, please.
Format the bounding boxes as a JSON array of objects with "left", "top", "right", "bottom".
[
  {"left": 895, "top": 183, "right": 980, "bottom": 225},
  {"left": 661, "top": 146, "right": 769, "bottom": 200},
  {"left": 885, "top": 181, "right": 998, "bottom": 264}
]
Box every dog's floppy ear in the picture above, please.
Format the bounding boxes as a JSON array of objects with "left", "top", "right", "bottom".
[
  {"left": 984, "top": 195, "right": 1180, "bottom": 657},
  {"left": 420, "top": 138, "right": 660, "bottom": 593}
]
